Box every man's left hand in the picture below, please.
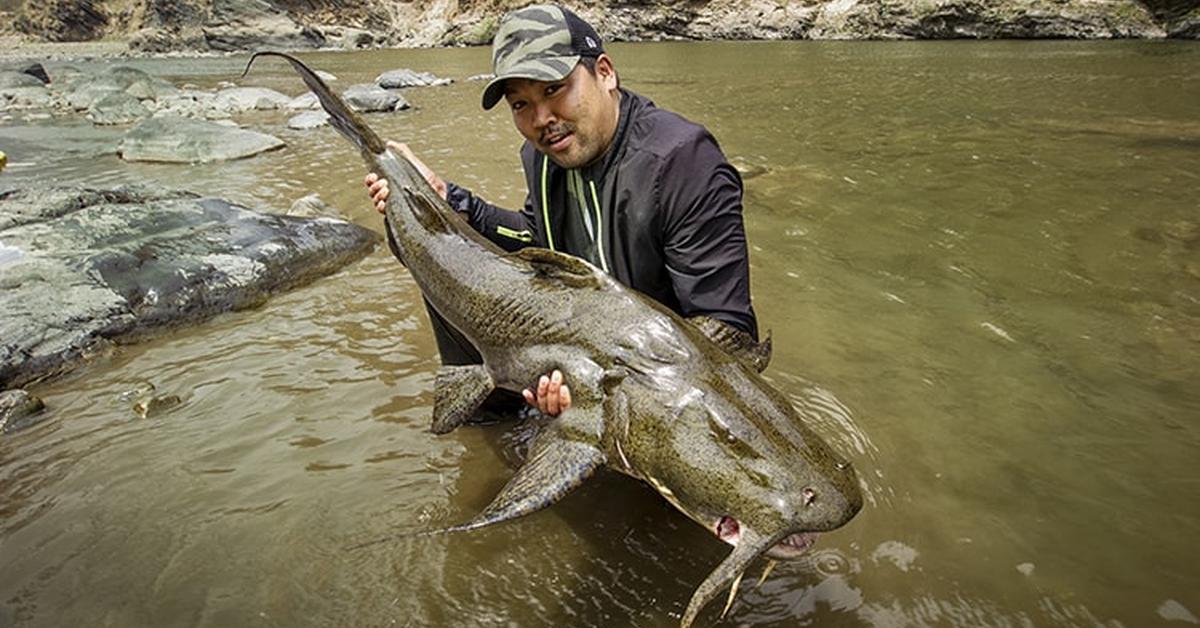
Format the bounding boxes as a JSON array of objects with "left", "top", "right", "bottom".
[{"left": 523, "top": 369, "right": 571, "bottom": 416}]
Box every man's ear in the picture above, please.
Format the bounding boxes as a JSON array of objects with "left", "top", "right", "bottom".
[{"left": 595, "top": 54, "right": 618, "bottom": 90}]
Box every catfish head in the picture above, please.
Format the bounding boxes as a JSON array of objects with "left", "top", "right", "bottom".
[{"left": 619, "top": 361, "right": 863, "bottom": 627}]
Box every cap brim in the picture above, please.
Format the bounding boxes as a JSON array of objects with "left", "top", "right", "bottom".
[{"left": 481, "top": 55, "right": 582, "bottom": 110}]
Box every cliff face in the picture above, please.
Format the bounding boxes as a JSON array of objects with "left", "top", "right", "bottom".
[{"left": 4, "top": 0, "right": 1197, "bottom": 49}]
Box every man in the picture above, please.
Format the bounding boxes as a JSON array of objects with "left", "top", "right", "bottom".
[{"left": 366, "top": 4, "right": 757, "bottom": 415}]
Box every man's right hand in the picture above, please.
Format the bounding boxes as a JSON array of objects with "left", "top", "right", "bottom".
[{"left": 364, "top": 141, "right": 448, "bottom": 214}]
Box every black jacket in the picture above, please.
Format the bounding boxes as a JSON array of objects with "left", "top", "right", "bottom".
[{"left": 446, "top": 89, "right": 758, "bottom": 339}]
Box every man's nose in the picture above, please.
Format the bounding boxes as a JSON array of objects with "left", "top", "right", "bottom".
[{"left": 531, "top": 101, "right": 556, "bottom": 129}]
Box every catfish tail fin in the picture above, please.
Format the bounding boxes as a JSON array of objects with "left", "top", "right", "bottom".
[{"left": 243, "top": 51, "right": 386, "bottom": 158}]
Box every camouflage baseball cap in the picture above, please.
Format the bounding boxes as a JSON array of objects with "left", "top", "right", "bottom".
[{"left": 481, "top": 4, "right": 604, "bottom": 110}]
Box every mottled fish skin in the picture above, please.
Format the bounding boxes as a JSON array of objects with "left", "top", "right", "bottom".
[{"left": 249, "top": 52, "right": 862, "bottom": 628}]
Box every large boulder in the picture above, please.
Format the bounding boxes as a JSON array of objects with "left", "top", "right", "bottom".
[
  {"left": 0, "top": 185, "right": 379, "bottom": 388},
  {"left": 119, "top": 117, "right": 285, "bottom": 163},
  {"left": 342, "top": 84, "right": 410, "bottom": 113}
]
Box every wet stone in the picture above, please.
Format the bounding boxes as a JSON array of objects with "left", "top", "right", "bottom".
[
  {"left": 375, "top": 68, "right": 453, "bottom": 89},
  {"left": 287, "top": 110, "right": 329, "bottom": 130},
  {"left": 119, "top": 116, "right": 285, "bottom": 163},
  {"left": 342, "top": 84, "right": 409, "bottom": 113}
]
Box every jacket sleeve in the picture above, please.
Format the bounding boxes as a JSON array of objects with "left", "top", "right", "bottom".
[
  {"left": 657, "top": 132, "right": 759, "bottom": 340},
  {"left": 445, "top": 181, "right": 538, "bottom": 252}
]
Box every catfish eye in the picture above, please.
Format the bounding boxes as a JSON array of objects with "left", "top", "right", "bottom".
[{"left": 803, "top": 488, "right": 817, "bottom": 506}]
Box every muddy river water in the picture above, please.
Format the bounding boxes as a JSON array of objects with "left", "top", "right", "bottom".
[{"left": 1, "top": 40, "right": 1198, "bottom": 627}]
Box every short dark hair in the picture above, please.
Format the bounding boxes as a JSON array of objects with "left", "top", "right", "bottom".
[{"left": 578, "top": 56, "right": 619, "bottom": 88}]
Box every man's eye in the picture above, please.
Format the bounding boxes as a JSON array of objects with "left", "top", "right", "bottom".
[
  {"left": 546, "top": 84, "right": 563, "bottom": 96},
  {"left": 510, "top": 101, "right": 526, "bottom": 112}
]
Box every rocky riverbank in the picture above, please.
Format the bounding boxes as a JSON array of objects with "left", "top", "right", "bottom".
[{"left": 0, "top": 0, "right": 1196, "bottom": 60}]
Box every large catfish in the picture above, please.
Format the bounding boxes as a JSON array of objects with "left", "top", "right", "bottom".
[{"left": 246, "top": 52, "right": 862, "bottom": 627}]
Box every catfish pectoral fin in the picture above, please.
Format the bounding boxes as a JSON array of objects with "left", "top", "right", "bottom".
[
  {"left": 431, "top": 365, "right": 494, "bottom": 434},
  {"left": 438, "top": 414, "right": 605, "bottom": 533}
]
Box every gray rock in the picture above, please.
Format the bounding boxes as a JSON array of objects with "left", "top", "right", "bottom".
[
  {"left": 466, "top": 73, "right": 495, "bottom": 82},
  {"left": 63, "top": 66, "right": 177, "bottom": 110},
  {"left": 0, "top": 185, "right": 380, "bottom": 388},
  {"left": 316, "top": 70, "right": 338, "bottom": 82},
  {"left": 213, "top": 86, "right": 292, "bottom": 112},
  {"left": 0, "top": 71, "right": 44, "bottom": 89},
  {"left": 342, "top": 83, "right": 410, "bottom": 113},
  {"left": 119, "top": 117, "right": 285, "bottom": 163},
  {"left": 287, "top": 110, "right": 329, "bottom": 130},
  {"left": 87, "top": 92, "right": 150, "bottom": 125},
  {"left": 65, "top": 81, "right": 123, "bottom": 111},
  {"left": 285, "top": 92, "right": 320, "bottom": 110},
  {"left": 376, "top": 68, "right": 453, "bottom": 89},
  {"left": 0, "top": 389, "right": 46, "bottom": 434}
]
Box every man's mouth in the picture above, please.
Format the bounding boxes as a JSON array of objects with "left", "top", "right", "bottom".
[
  {"left": 542, "top": 130, "right": 573, "bottom": 152},
  {"left": 715, "top": 516, "right": 818, "bottom": 560}
]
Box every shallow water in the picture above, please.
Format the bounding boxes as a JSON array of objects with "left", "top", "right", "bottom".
[{"left": 1, "top": 40, "right": 1198, "bottom": 627}]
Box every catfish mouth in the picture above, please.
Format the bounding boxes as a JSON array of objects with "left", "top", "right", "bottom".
[{"left": 716, "top": 516, "right": 818, "bottom": 560}]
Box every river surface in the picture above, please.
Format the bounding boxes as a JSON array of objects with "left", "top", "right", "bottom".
[{"left": 1, "top": 41, "right": 1198, "bottom": 627}]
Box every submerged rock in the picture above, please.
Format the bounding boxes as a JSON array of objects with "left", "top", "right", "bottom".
[
  {"left": 127, "top": 382, "right": 182, "bottom": 418},
  {"left": 119, "top": 117, "right": 285, "bottom": 163},
  {"left": 342, "top": 84, "right": 410, "bottom": 113},
  {"left": 0, "top": 389, "right": 47, "bottom": 434},
  {"left": 0, "top": 185, "right": 380, "bottom": 388}
]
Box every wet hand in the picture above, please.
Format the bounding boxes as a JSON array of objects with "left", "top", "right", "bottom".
[
  {"left": 364, "top": 172, "right": 390, "bottom": 214},
  {"left": 523, "top": 369, "right": 572, "bottom": 416}
]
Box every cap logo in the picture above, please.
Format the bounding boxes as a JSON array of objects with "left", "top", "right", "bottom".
[{"left": 586, "top": 36, "right": 597, "bottom": 48}]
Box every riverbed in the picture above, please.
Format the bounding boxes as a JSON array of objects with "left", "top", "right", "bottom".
[{"left": 1, "top": 40, "right": 1198, "bottom": 627}]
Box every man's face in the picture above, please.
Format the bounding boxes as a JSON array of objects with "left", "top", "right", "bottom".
[{"left": 503, "top": 56, "right": 620, "bottom": 169}]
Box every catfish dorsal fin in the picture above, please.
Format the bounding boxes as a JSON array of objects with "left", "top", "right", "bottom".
[
  {"left": 686, "top": 315, "right": 772, "bottom": 373},
  {"left": 511, "top": 247, "right": 612, "bottom": 290}
]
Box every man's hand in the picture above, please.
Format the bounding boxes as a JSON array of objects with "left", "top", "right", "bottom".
[
  {"left": 364, "top": 141, "right": 448, "bottom": 214},
  {"left": 523, "top": 369, "right": 572, "bottom": 416}
]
